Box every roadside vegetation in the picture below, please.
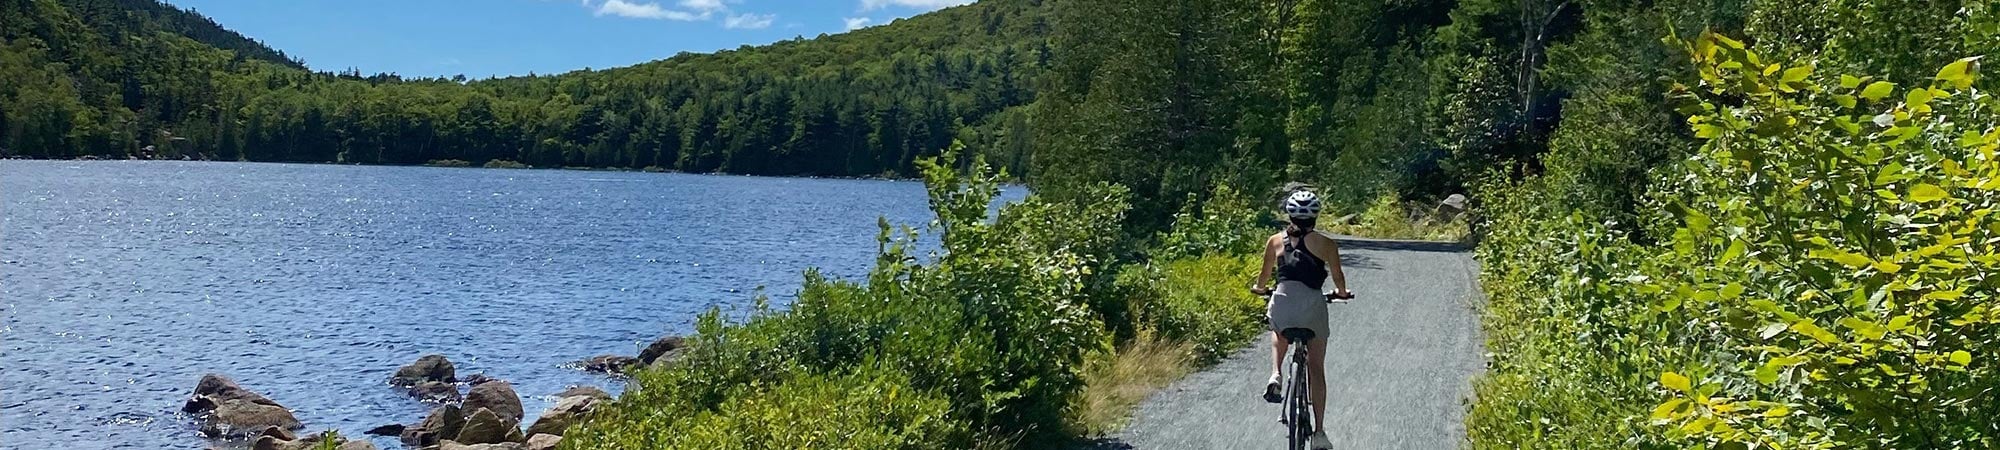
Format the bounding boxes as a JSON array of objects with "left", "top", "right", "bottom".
[
  {"left": 1321, "top": 192, "right": 1470, "bottom": 242},
  {"left": 561, "top": 145, "right": 1273, "bottom": 448}
]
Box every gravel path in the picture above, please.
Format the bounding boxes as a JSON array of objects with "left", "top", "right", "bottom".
[{"left": 1096, "top": 237, "right": 1486, "bottom": 450}]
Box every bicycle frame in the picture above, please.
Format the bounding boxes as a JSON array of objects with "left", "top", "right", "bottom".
[{"left": 1277, "top": 329, "right": 1315, "bottom": 450}]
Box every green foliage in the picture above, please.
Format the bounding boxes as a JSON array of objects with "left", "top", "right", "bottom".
[
  {"left": 1031, "top": 0, "right": 1286, "bottom": 234},
  {"left": 1115, "top": 254, "right": 1264, "bottom": 363},
  {"left": 1323, "top": 191, "right": 1470, "bottom": 241},
  {"left": 1154, "top": 184, "right": 1264, "bottom": 260},
  {"left": 1644, "top": 34, "right": 1999, "bottom": 449},
  {"left": 1466, "top": 33, "right": 2000, "bottom": 449},
  {"left": 622, "top": 367, "right": 961, "bottom": 450},
  {"left": 565, "top": 143, "right": 1131, "bottom": 449}
]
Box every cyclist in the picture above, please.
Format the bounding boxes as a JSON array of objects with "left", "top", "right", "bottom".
[{"left": 1249, "top": 189, "right": 1353, "bottom": 449}]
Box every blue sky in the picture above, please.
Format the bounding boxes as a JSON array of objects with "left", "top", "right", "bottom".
[{"left": 161, "top": 0, "right": 973, "bottom": 79}]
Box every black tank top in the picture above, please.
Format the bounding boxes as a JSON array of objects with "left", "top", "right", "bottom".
[{"left": 1275, "top": 233, "right": 1328, "bottom": 290}]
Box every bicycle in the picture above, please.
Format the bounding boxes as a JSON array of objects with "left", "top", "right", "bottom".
[
  {"left": 1276, "top": 326, "right": 1317, "bottom": 450},
  {"left": 1254, "top": 287, "right": 1353, "bottom": 450}
]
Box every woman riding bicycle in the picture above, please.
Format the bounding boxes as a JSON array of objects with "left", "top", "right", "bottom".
[{"left": 1249, "top": 188, "right": 1353, "bottom": 449}]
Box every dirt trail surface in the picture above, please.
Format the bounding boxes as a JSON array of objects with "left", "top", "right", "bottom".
[{"left": 1098, "top": 237, "right": 1486, "bottom": 450}]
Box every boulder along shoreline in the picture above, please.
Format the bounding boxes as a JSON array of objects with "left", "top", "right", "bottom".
[{"left": 183, "top": 335, "right": 687, "bottom": 450}]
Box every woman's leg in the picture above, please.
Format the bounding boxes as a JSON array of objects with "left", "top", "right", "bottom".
[
  {"left": 1271, "top": 331, "right": 1287, "bottom": 379},
  {"left": 1307, "top": 336, "right": 1329, "bottom": 432}
]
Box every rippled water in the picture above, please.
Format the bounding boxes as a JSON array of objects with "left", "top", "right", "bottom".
[{"left": 0, "top": 160, "right": 996, "bottom": 449}]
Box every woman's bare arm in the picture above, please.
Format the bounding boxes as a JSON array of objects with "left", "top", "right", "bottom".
[
  {"left": 1305, "top": 233, "right": 1351, "bottom": 296},
  {"left": 1251, "top": 233, "right": 1281, "bottom": 294}
]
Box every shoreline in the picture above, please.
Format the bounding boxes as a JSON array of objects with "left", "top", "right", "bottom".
[{"left": 0, "top": 155, "right": 1032, "bottom": 183}]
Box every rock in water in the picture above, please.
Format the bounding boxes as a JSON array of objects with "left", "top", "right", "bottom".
[
  {"left": 439, "top": 441, "right": 526, "bottom": 450},
  {"left": 525, "top": 433, "right": 562, "bottom": 450},
  {"left": 401, "top": 404, "right": 465, "bottom": 448},
  {"left": 410, "top": 381, "right": 462, "bottom": 403},
  {"left": 259, "top": 426, "right": 298, "bottom": 442},
  {"left": 553, "top": 386, "right": 612, "bottom": 402},
  {"left": 391, "top": 354, "right": 456, "bottom": 386},
  {"left": 454, "top": 407, "right": 524, "bottom": 445},
  {"left": 252, "top": 430, "right": 380, "bottom": 450},
  {"left": 525, "top": 392, "right": 604, "bottom": 436},
  {"left": 185, "top": 374, "right": 281, "bottom": 413},
  {"left": 202, "top": 400, "right": 301, "bottom": 437},
  {"left": 636, "top": 335, "right": 687, "bottom": 365},
  {"left": 463, "top": 381, "right": 524, "bottom": 423},
  {"left": 461, "top": 373, "right": 500, "bottom": 386},
  {"left": 579, "top": 355, "right": 639, "bottom": 374},
  {"left": 363, "top": 423, "right": 405, "bottom": 436},
  {"left": 185, "top": 375, "right": 299, "bottom": 438}
]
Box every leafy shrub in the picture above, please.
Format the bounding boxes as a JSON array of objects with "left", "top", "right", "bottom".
[
  {"left": 1645, "top": 33, "right": 1999, "bottom": 449},
  {"left": 1117, "top": 254, "right": 1264, "bottom": 363},
  {"left": 1154, "top": 184, "right": 1265, "bottom": 260},
  {"left": 1466, "top": 33, "right": 2000, "bottom": 449},
  {"left": 648, "top": 367, "right": 961, "bottom": 450},
  {"left": 564, "top": 142, "right": 1129, "bottom": 449}
]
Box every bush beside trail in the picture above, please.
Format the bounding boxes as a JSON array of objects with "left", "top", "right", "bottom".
[
  {"left": 1468, "top": 33, "right": 1999, "bottom": 448},
  {"left": 560, "top": 143, "right": 1273, "bottom": 449}
]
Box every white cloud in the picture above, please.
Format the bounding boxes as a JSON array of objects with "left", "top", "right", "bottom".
[
  {"left": 859, "top": 0, "right": 972, "bottom": 11},
  {"left": 723, "top": 13, "right": 775, "bottom": 29},
  {"left": 843, "top": 17, "right": 873, "bottom": 30},
  {"left": 678, "top": 0, "right": 728, "bottom": 12},
  {"left": 594, "top": 0, "right": 708, "bottom": 20}
]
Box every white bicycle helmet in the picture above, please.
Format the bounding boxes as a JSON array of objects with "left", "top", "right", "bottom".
[{"left": 1282, "top": 190, "right": 1322, "bottom": 219}]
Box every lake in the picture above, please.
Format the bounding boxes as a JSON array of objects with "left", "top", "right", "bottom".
[{"left": 0, "top": 160, "right": 1003, "bottom": 449}]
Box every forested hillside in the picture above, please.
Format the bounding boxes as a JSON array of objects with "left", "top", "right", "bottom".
[{"left": 0, "top": 0, "right": 1044, "bottom": 177}]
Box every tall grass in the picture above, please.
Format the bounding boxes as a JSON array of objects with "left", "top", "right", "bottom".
[{"left": 1073, "top": 331, "right": 1196, "bottom": 435}]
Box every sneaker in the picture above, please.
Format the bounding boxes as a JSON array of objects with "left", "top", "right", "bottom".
[
  {"left": 1262, "top": 374, "right": 1282, "bottom": 403},
  {"left": 1309, "top": 431, "right": 1332, "bottom": 449}
]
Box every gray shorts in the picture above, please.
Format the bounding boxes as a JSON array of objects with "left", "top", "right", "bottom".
[{"left": 1267, "top": 281, "right": 1329, "bottom": 340}]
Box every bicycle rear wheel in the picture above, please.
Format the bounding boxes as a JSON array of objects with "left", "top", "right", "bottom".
[{"left": 1286, "top": 348, "right": 1312, "bottom": 450}]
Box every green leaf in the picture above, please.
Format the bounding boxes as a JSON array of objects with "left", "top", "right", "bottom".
[
  {"left": 1683, "top": 208, "right": 1712, "bottom": 234},
  {"left": 1659, "top": 296, "right": 1683, "bottom": 312},
  {"left": 1909, "top": 183, "right": 1948, "bottom": 203},
  {"left": 1661, "top": 372, "right": 1692, "bottom": 391},
  {"left": 1841, "top": 74, "right": 1863, "bottom": 88},
  {"left": 1907, "top": 88, "right": 1934, "bottom": 106},
  {"left": 1720, "top": 283, "right": 1746, "bottom": 300},
  {"left": 1695, "top": 123, "right": 1724, "bottom": 138},
  {"left": 1781, "top": 66, "right": 1812, "bottom": 82},
  {"left": 1792, "top": 320, "right": 1841, "bottom": 344},
  {"left": 1949, "top": 351, "right": 1972, "bottom": 366},
  {"left": 1835, "top": 95, "right": 1857, "bottom": 109},
  {"left": 1814, "top": 249, "right": 1874, "bottom": 268},
  {"left": 1840, "top": 317, "right": 1887, "bottom": 340},
  {"left": 1872, "top": 260, "right": 1903, "bottom": 274},
  {"left": 1960, "top": 130, "right": 1987, "bottom": 147},
  {"left": 1713, "top": 34, "right": 1745, "bottom": 49},
  {"left": 1861, "top": 81, "right": 1896, "bottom": 100},
  {"left": 1924, "top": 290, "right": 1965, "bottom": 300},
  {"left": 1755, "top": 362, "right": 1781, "bottom": 385},
  {"left": 1936, "top": 57, "right": 1981, "bottom": 89},
  {"left": 1651, "top": 399, "right": 1688, "bottom": 420},
  {"left": 1719, "top": 239, "right": 1747, "bottom": 264}
]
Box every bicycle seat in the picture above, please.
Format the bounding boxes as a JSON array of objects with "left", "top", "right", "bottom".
[{"left": 1279, "top": 328, "right": 1316, "bottom": 343}]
